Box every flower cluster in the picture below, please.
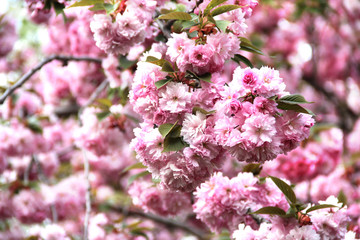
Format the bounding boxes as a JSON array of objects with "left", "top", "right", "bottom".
[
  {"left": 128, "top": 180, "right": 192, "bottom": 216},
  {"left": 263, "top": 128, "right": 343, "bottom": 183},
  {"left": 233, "top": 196, "right": 352, "bottom": 240},
  {"left": 193, "top": 172, "right": 288, "bottom": 233}
]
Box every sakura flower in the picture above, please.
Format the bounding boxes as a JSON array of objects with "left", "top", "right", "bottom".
[{"left": 159, "top": 82, "right": 192, "bottom": 113}]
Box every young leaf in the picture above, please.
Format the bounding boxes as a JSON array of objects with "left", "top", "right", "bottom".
[
  {"left": 251, "top": 206, "right": 286, "bottom": 216},
  {"left": 158, "top": 121, "right": 179, "bottom": 138},
  {"left": 232, "top": 54, "right": 254, "bottom": 68},
  {"left": 88, "top": 3, "right": 105, "bottom": 11},
  {"left": 239, "top": 37, "right": 265, "bottom": 55},
  {"left": 103, "top": 2, "right": 119, "bottom": 14},
  {"left": 277, "top": 102, "right": 315, "bottom": 115},
  {"left": 337, "top": 190, "right": 347, "bottom": 207},
  {"left": 192, "top": 106, "right": 216, "bottom": 115},
  {"left": 198, "top": 72, "right": 212, "bottom": 83},
  {"left": 215, "top": 20, "right": 231, "bottom": 32},
  {"left": 305, "top": 204, "right": 338, "bottom": 214},
  {"left": 26, "top": 117, "right": 43, "bottom": 134},
  {"left": 278, "top": 94, "right": 313, "bottom": 104},
  {"left": 96, "top": 111, "right": 111, "bottom": 121},
  {"left": 128, "top": 171, "right": 151, "bottom": 185},
  {"left": 52, "top": 1, "right": 66, "bottom": 15},
  {"left": 163, "top": 137, "right": 188, "bottom": 152},
  {"left": 155, "top": 79, "right": 171, "bottom": 89},
  {"left": 211, "top": 5, "right": 241, "bottom": 16},
  {"left": 270, "top": 176, "right": 297, "bottom": 204},
  {"left": 122, "top": 162, "right": 147, "bottom": 174},
  {"left": 161, "top": 61, "right": 174, "bottom": 72},
  {"left": 158, "top": 12, "right": 192, "bottom": 21},
  {"left": 242, "top": 163, "right": 262, "bottom": 175},
  {"left": 97, "top": 98, "right": 112, "bottom": 108},
  {"left": 145, "top": 56, "right": 166, "bottom": 67},
  {"left": 204, "top": 0, "right": 228, "bottom": 14},
  {"left": 68, "top": 0, "right": 104, "bottom": 8}
]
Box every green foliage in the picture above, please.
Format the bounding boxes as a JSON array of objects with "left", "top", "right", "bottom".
[
  {"left": 270, "top": 176, "right": 297, "bottom": 204},
  {"left": 232, "top": 54, "right": 254, "bottom": 68},
  {"left": 242, "top": 163, "right": 262, "bottom": 175},
  {"left": 96, "top": 111, "right": 111, "bottom": 120},
  {"left": 251, "top": 206, "right": 287, "bottom": 216},
  {"left": 204, "top": 0, "right": 228, "bottom": 15},
  {"left": 154, "top": 79, "right": 171, "bottom": 89},
  {"left": 128, "top": 171, "right": 151, "bottom": 185},
  {"left": 68, "top": 0, "right": 104, "bottom": 8},
  {"left": 26, "top": 116, "right": 43, "bottom": 134},
  {"left": 158, "top": 12, "right": 192, "bottom": 21},
  {"left": 240, "top": 37, "right": 265, "bottom": 56},
  {"left": 276, "top": 94, "right": 314, "bottom": 115},
  {"left": 211, "top": 5, "right": 241, "bottom": 16},
  {"left": 305, "top": 204, "right": 338, "bottom": 214},
  {"left": 192, "top": 106, "right": 216, "bottom": 115},
  {"left": 121, "top": 162, "right": 147, "bottom": 174}
]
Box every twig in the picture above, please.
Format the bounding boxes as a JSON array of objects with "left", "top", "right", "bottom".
[
  {"left": 32, "top": 155, "right": 58, "bottom": 222},
  {"left": 78, "top": 80, "right": 108, "bottom": 240},
  {"left": 0, "top": 55, "right": 102, "bottom": 104},
  {"left": 23, "top": 157, "right": 35, "bottom": 186},
  {"left": 82, "top": 149, "right": 91, "bottom": 240},
  {"left": 110, "top": 206, "right": 209, "bottom": 240},
  {"left": 155, "top": 19, "right": 172, "bottom": 40}
]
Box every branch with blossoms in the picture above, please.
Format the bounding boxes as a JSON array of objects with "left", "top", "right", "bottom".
[
  {"left": 0, "top": 55, "right": 102, "bottom": 104},
  {"left": 0, "top": 0, "right": 359, "bottom": 239}
]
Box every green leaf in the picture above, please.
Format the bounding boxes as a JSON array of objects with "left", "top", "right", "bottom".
[
  {"left": 306, "top": 204, "right": 338, "bottom": 214},
  {"left": 240, "top": 37, "right": 265, "bottom": 55},
  {"left": 181, "top": 20, "right": 198, "bottom": 29},
  {"left": 103, "top": 2, "right": 119, "bottom": 14},
  {"left": 88, "top": 3, "right": 105, "bottom": 11},
  {"left": 52, "top": 1, "right": 65, "bottom": 15},
  {"left": 122, "top": 162, "right": 147, "bottom": 174},
  {"left": 119, "top": 55, "right": 137, "bottom": 69},
  {"left": 251, "top": 206, "right": 286, "bottom": 216},
  {"left": 211, "top": 5, "right": 241, "bottom": 16},
  {"left": 145, "top": 56, "right": 165, "bottom": 66},
  {"left": 198, "top": 72, "right": 212, "bottom": 83},
  {"left": 155, "top": 79, "right": 171, "bottom": 89},
  {"left": 158, "top": 121, "right": 179, "bottom": 137},
  {"left": 68, "top": 0, "right": 104, "bottom": 8},
  {"left": 215, "top": 20, "right": 231, "bottom": 32},
  {"left": 232, "top": 54, "right": 254, "bottom": 68},
  {"left": 128, "top": 171, "right": 151, "bottom": 185},
  {"left": 96, "top": 111, "right": 111, "bottom": 121},
  {"left": 97, "top": 98, "right": 112, "bottom": 108},
  {"left": 242, "top": 163, "right": 262, "bottom": 175},
  {"left": 192, "top": 106, "right": 216, "bottom": 115},
  {"left": 270, "top": 176, "right": 297, "bottom": 204},
  {"left": 337, "top": 190, "right": 347, "bottom": 207},
  {"left": 26, "top": 116, "right": 43, "bottom": 134},
  {"left": 158, "top": 12, "right": 192, "bottom": 21},
  {"left": 161, "top": 62, "right": 174, "bottom": 72},
  {"left": 277, "top": 102, "right": 315, "bottom": 115},
  {"left": 204, "top": 0, "right": 228, "bottom": 14},
  {"left": 163, "top": 137, "right": 188, "bottom": 152},
  {"left": 278, "top": 94, "right": 313, "bottom": 104}
]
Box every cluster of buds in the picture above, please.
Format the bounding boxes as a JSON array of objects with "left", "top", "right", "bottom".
[
  {"left": 110, "top": 0, "right": 128, "bottom": 20},
  {"left": 297, "top": 212, "right": 312, "bottom": 226},
  {"left": 189, "top": 16, "right": 217, "bottom": 43}
]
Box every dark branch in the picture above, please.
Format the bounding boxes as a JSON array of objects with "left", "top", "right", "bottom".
[
  {"left": 110, "top": 206, "right": 209, "bottom": 240},
  {"left": 0, "top": 55, "right": 102, "bottom": 104}
]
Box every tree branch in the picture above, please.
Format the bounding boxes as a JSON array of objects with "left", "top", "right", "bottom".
[
  {"left": 110, "top": 206, "right": 209, "bottom": 240},
  {"left": 82, "top": 149, "right": 91, "bottom": 240},
  {"left": 0, "top": 55, "right": 102, "bottom": 104}
]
